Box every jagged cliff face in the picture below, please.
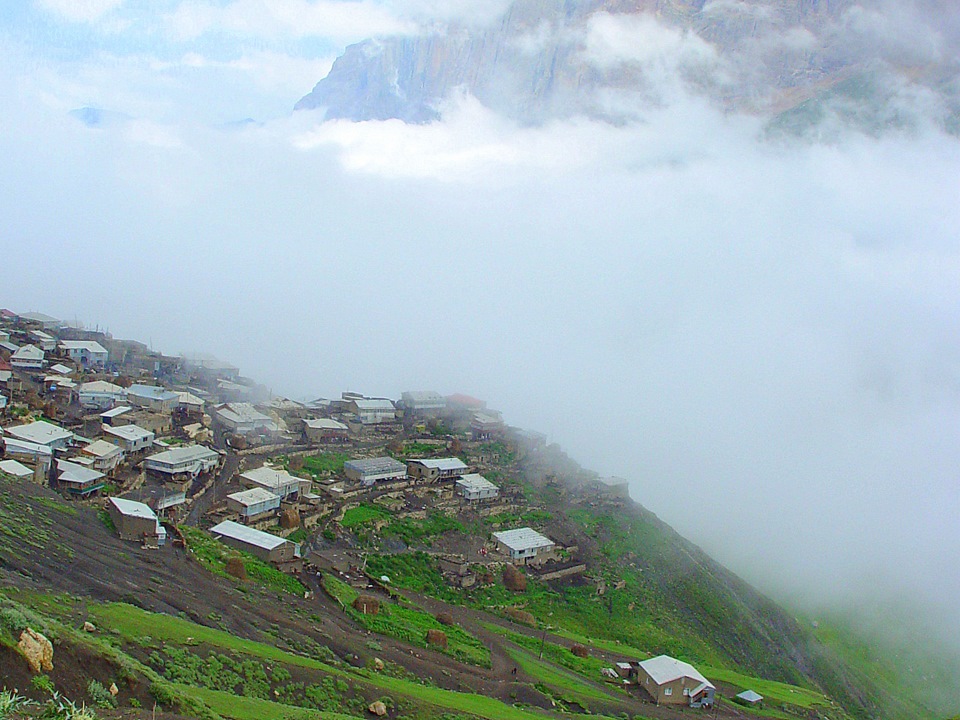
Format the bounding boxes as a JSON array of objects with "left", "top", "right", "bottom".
[{"left": 295, "top": 0, "right": 959, "bottom": 130}]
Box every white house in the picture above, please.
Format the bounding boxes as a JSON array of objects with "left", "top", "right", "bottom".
[
  {"left": 19, "top": 312, "right": 60, "bottom": 330},
  {"left": 144, "top": 445, "right": 220, "bottom": 480},
  {"left": 456, "top": 474, "right": 499, "bottom": 502},
  {"left": 79, "top": 381, "right": 127, "bottom": 410},
  {"left": 127, "top": 384, "right": 179, "bottom": 412},
  {"left": 6, "top": 420, "right": 73, "bottom": 450},
  {"left": 492, "top": 528, "right": 556, "bottom": 565},
  {"left": 347, "top": 398, "right": 396, "bottom": 425},
  {"left": 214, "top": 403, "right": 275, "bottom": 435},
  {"left": 103, "top": 424, "right": 156, "bottom": 454},
  {"left": 226, "top": 487, "right": 281, "bottom": 520},
  {"left": 175, "top": 391, "right": 205, "bottom": 412},
  {"left": 239, "top": 465, "right": 305, "bottom": 499},
  {"left": 209, "top": 520, "right": 299, "bottom": 564},
  {"left": 10, "top": 344, "right": 44, "bottom": 370},
  {"left": 81, "top": 439, "right": 124, "bottom": 473},
  {"left": 107, "top": 497, "right": 166, "bottom": 546},
  {"left": 400, "top": 390, "right": 446, "bottom": 414},
  {"left": 303, "top": 418, "right": 349, "bottom": 442},
  {"left": 59, "top": 341, "right": 108, "bottom": 367},
  {"left": 0, "top": 459, "right": 35, "bottom": 480}
]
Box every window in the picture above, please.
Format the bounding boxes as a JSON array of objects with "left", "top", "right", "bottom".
[{"left": 664, "top": 688, "right": 673, "bottom": 696}]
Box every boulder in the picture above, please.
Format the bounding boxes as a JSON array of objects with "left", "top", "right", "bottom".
[
  {"left": 571, "top": 644, "right": 589, "bottom": 658},
  {"left": 368, "top": 700, "right": 388, "bottom": 716},
  {"left": 83, "top": 621, "right": 96, "bottom": 633},
  {"left": 502, "top": 563, "right": 527, "bottom": 592},
  {"left": 504, "top": 608, "right": 537, "bottom": 627},
  {"left": 18, "top": 628, "right": 53, "bottom": 673},
  {"left": 373, "top": 657, "right": 385, "bottom": 672},
  {"left": 435, "top": 612, "right": 454, "bottom": 626},
  {"left": 426, "top": 629, "right": 448, "bottom": 648},
  {"left": 279, "top": 507, "right": 300, "bottom": 529},
  {"left": 352, "top": 595, "right": 380, "bottom": 615},
  {"left": 109, "top": 683, "right": 119, "bottom": 697}
]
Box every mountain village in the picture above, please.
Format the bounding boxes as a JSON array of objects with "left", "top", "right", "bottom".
[{"left": 0, "top": 307, "right": 850, "bottom": 718}]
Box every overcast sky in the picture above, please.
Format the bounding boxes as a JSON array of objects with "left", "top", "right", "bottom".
[{"left": 2, "top": 0, "right": 959, "bottom": 651}]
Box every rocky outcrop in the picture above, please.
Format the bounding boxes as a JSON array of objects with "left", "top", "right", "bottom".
[
  {"left": 18, "top": 628, "right": 54, "bottom": 673},
  {"left": 295, "top": 0, "right": 960, "bottom": 131}
]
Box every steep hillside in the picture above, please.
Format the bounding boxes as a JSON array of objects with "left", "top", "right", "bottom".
[{"left": 295, "top": 0, "right": 960, "bottom": 131}]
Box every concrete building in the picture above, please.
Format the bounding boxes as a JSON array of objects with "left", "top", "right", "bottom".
[
  {"left": 79, "top": 381, "right": 127, "bottom": 410},
  {"left": 239, "top": 465, "right": 305, "bottom": 499},
  {"left": 18, "top": 312, "right": 59, "bottom": 330},
  {"left": 144, "top": 445, "right": 220, "bottom": 481},
  {"left": 471, "top": 411, "right": 505, "bottom": 440},
  {"left": 735, "top": 690, "right": 763, "bottom": 707},
  {"left": 103, "top": 424, "right": 155, "bottom": 455},
  {"left": 127, "top": 384, "right": 179, "bottom": 412},
  {"left": 209, "top": 520, "right": 300, "bottom": 563},
  {"left": 634, "top": 656, "right": 715, "bottom": 708},
  {"left": 400, "top": 390, "right": 446, "bottom": 415},
  {"left": 10, "top": 344, "right": 44, "bottom": 370},
  {"left": 107, "top": 497, "right": 166, "bottom": 546},
  {"left": 346, "top": 398, "right": 396, "bottom": 425},
  {"left": 456, "top": 474, "right": 499, "bottom": 502},
  {"left": 48, "top": 363, "right": 73, "bottom": 376},
  {"left": 492, "top": 528, "right": 556, "bottom": 565},
  {"left": 227, "top": 487, "right": 281, "bottom": 521},
  {"left": 81, "top": 439, "right": 124, "bottom": 474},
  {"left": 6, "top": 421, "right": 73, "bottom": 450},
  {"left": 29, "top": 330, "right": 57, "bottom": 352},
  {"left": 57, "top": 459, "right": 105, "bottom": 497},
  {"left": 407, "top": 457, "right": 468, "bottom": 482},
  {"left": 214, "top": 403, "right": 275, "bottom": 435},
  {"left": 303, "top": 418, "right": 349, "bottom": 443},
  {"left": 100, "top": 406, "right": 132, "bottom": 425},
  {"left": 343, "top": 456, "right": 407, "bottom": 486},
  {"left": 175, "top": 391, "right": 205, "bottom": 412},
  {"left": 59, "top": 340, "right": 108, "bottom": 367},
  {"left": 2, "top": 438, "right": 53, "bottom": 476}
]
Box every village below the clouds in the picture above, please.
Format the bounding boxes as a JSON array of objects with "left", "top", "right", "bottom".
[{"left": 0, "top": 305, "right": 952, "bottom": 720}]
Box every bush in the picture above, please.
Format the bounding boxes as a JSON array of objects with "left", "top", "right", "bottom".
[
  {"left": 31, "top": 674, "right": 56, "bottom": 695},
  {"left": 86, "top": 681, "right": 116, "bottom": 709}
]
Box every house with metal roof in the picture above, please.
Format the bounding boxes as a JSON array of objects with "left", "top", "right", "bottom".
[
  {"left": 81, "top": 439, "right": 124, "bottom": 473},
  {"left": 400, "top": 390, "right": 446, "bottom": 414},
  {"left": 227, "top": 487, "right": 282, "bottom": 520},
  {"left": 407, "top": 457, "right": 468, "bottom": 482},
  {"left": 18, "top": 312, "right": 60, "bottom": 329},
  {"left": 634, "top": 655, "right": 715, "bottom": 708},
  {"left": 10, "top": 344, "right": 44, "bottom": 370},
  {"left": 103, "top": 424, "right": 155, "bottom": 454},
  {"left": 214, "top": 403, "right": 275, "bottom": 435},
  {"left": 491, "top": 527, "right": 555, "bottom": 565},
  {"left": 127, "top": 384, "right": 179, "bottom": 412},
  {"left": 79, "top": 381, "right": 127, "bottom": 410},
  {"left": 59, "top": 340, "right": 108, "bottom": 367},
  {"left": 345, "top": 397, "right": 396, "bottom": 425},
  {"left": 456, "top": 474, "right": 499, "bottom": 502},
  {"left": 6, "top": 421, "right": 73, "bottom": 450},
  {"left": 209, "top": 520, "right": 300, "bottom": 563},
  {"left": 29, "top": 330, "right": 57, "bottom": 352},
  {"left": 240, "top": 465, "right": 304, "bottom": 499},
  {"left": 303, "top": 418, "right": 349, "bottom": 443},
  {"left": 343, "top": 456, "right": 407, "bottom": 486},
  {"left": 0, "top": 459, "right": 36, "bottom": 480},
  {"left": 56, "top": 459, "right": 105, "bottom": 496},
  {"left": 107, "top": 497, "right": 166, "bottom": 546},
  {"left": 144, "top": 445, "right": 220, "bottom": 481}
]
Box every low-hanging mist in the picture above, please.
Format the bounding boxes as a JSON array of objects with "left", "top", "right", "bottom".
[{"left": 2, "top": 0, "right": 959, "bottom": 661}]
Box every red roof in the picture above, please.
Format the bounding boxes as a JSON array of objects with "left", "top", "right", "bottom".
[{"left": 0, "top": 309, "right": 17, "bottom": 320}]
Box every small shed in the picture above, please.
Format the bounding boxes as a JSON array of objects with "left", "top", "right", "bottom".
[
  {"left": 735, "top": 690, "right": 764, "bottom": 707},
  {"left": 492, "top": 527, "right": 555, "bottom": 565},
  {"left": 209, "top": 520, "right": 300, "bottom": 564},
  {"left": 456, "top": 473, "right": 499, "bottom": 501},
  {"left": 407, "top": 457, "right": 468, "bottom": 482}
]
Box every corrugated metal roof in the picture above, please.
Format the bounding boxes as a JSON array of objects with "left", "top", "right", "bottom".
[
  {"left": 492, "top": 527, "right": 554, "bottom": 552},
  {"left": 57, "top": 459, "right": 105, "bottom": 485},
  {"left": 104, "top": 424, "right": 153, "bottom": 441},
  {"left": 411, "top": 457, "right": 467, "bottom": 471},
  {"left": 241, "top": 465, "right": 300, "bottom": 490},
  {"left": 304, "top": 418, "right": 348, "bottom": 430},
  {"left": 100, "top": 405, "right": 132, "bottom": 418},
  {"left": 109, "top": 497, "right": 157, "bottom": 520},
  {"left": 128, "top": 384, "right": 178, "bottom": 401},
  {"left": 227, "top": 487, "right": 281, "bottom": 506},
  {"left": 82, "top": 440, "right": 123, "bottom": 458},
  {"left": 637, "top": 655, "right": 713, "bottom": 689},
  {"left": 736, "top": 690, "right": 763, "bottom": 703},
  {"left": 60, "top": 341, "right": 108, "bottom": 354},
  {"left": 0, "top": 459, "right": 33, "bottom": 477},
  {"left": 146, "top": 445, "right": 218, "bottom": 464},
  {"left": 353, "top": 399, "right": 395, "bottom": 410},
  {"left": 7, "top": 421, "right": 72, "bottom": 446},
  {"left": 456, "top": 474, "right": 498, "bottom": 492},
  {"left": 344, "top": 456, "right": 406, "bottom": 475},
  {"left": 210, "top": 520, "right": 287, "bottom": 550}
]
